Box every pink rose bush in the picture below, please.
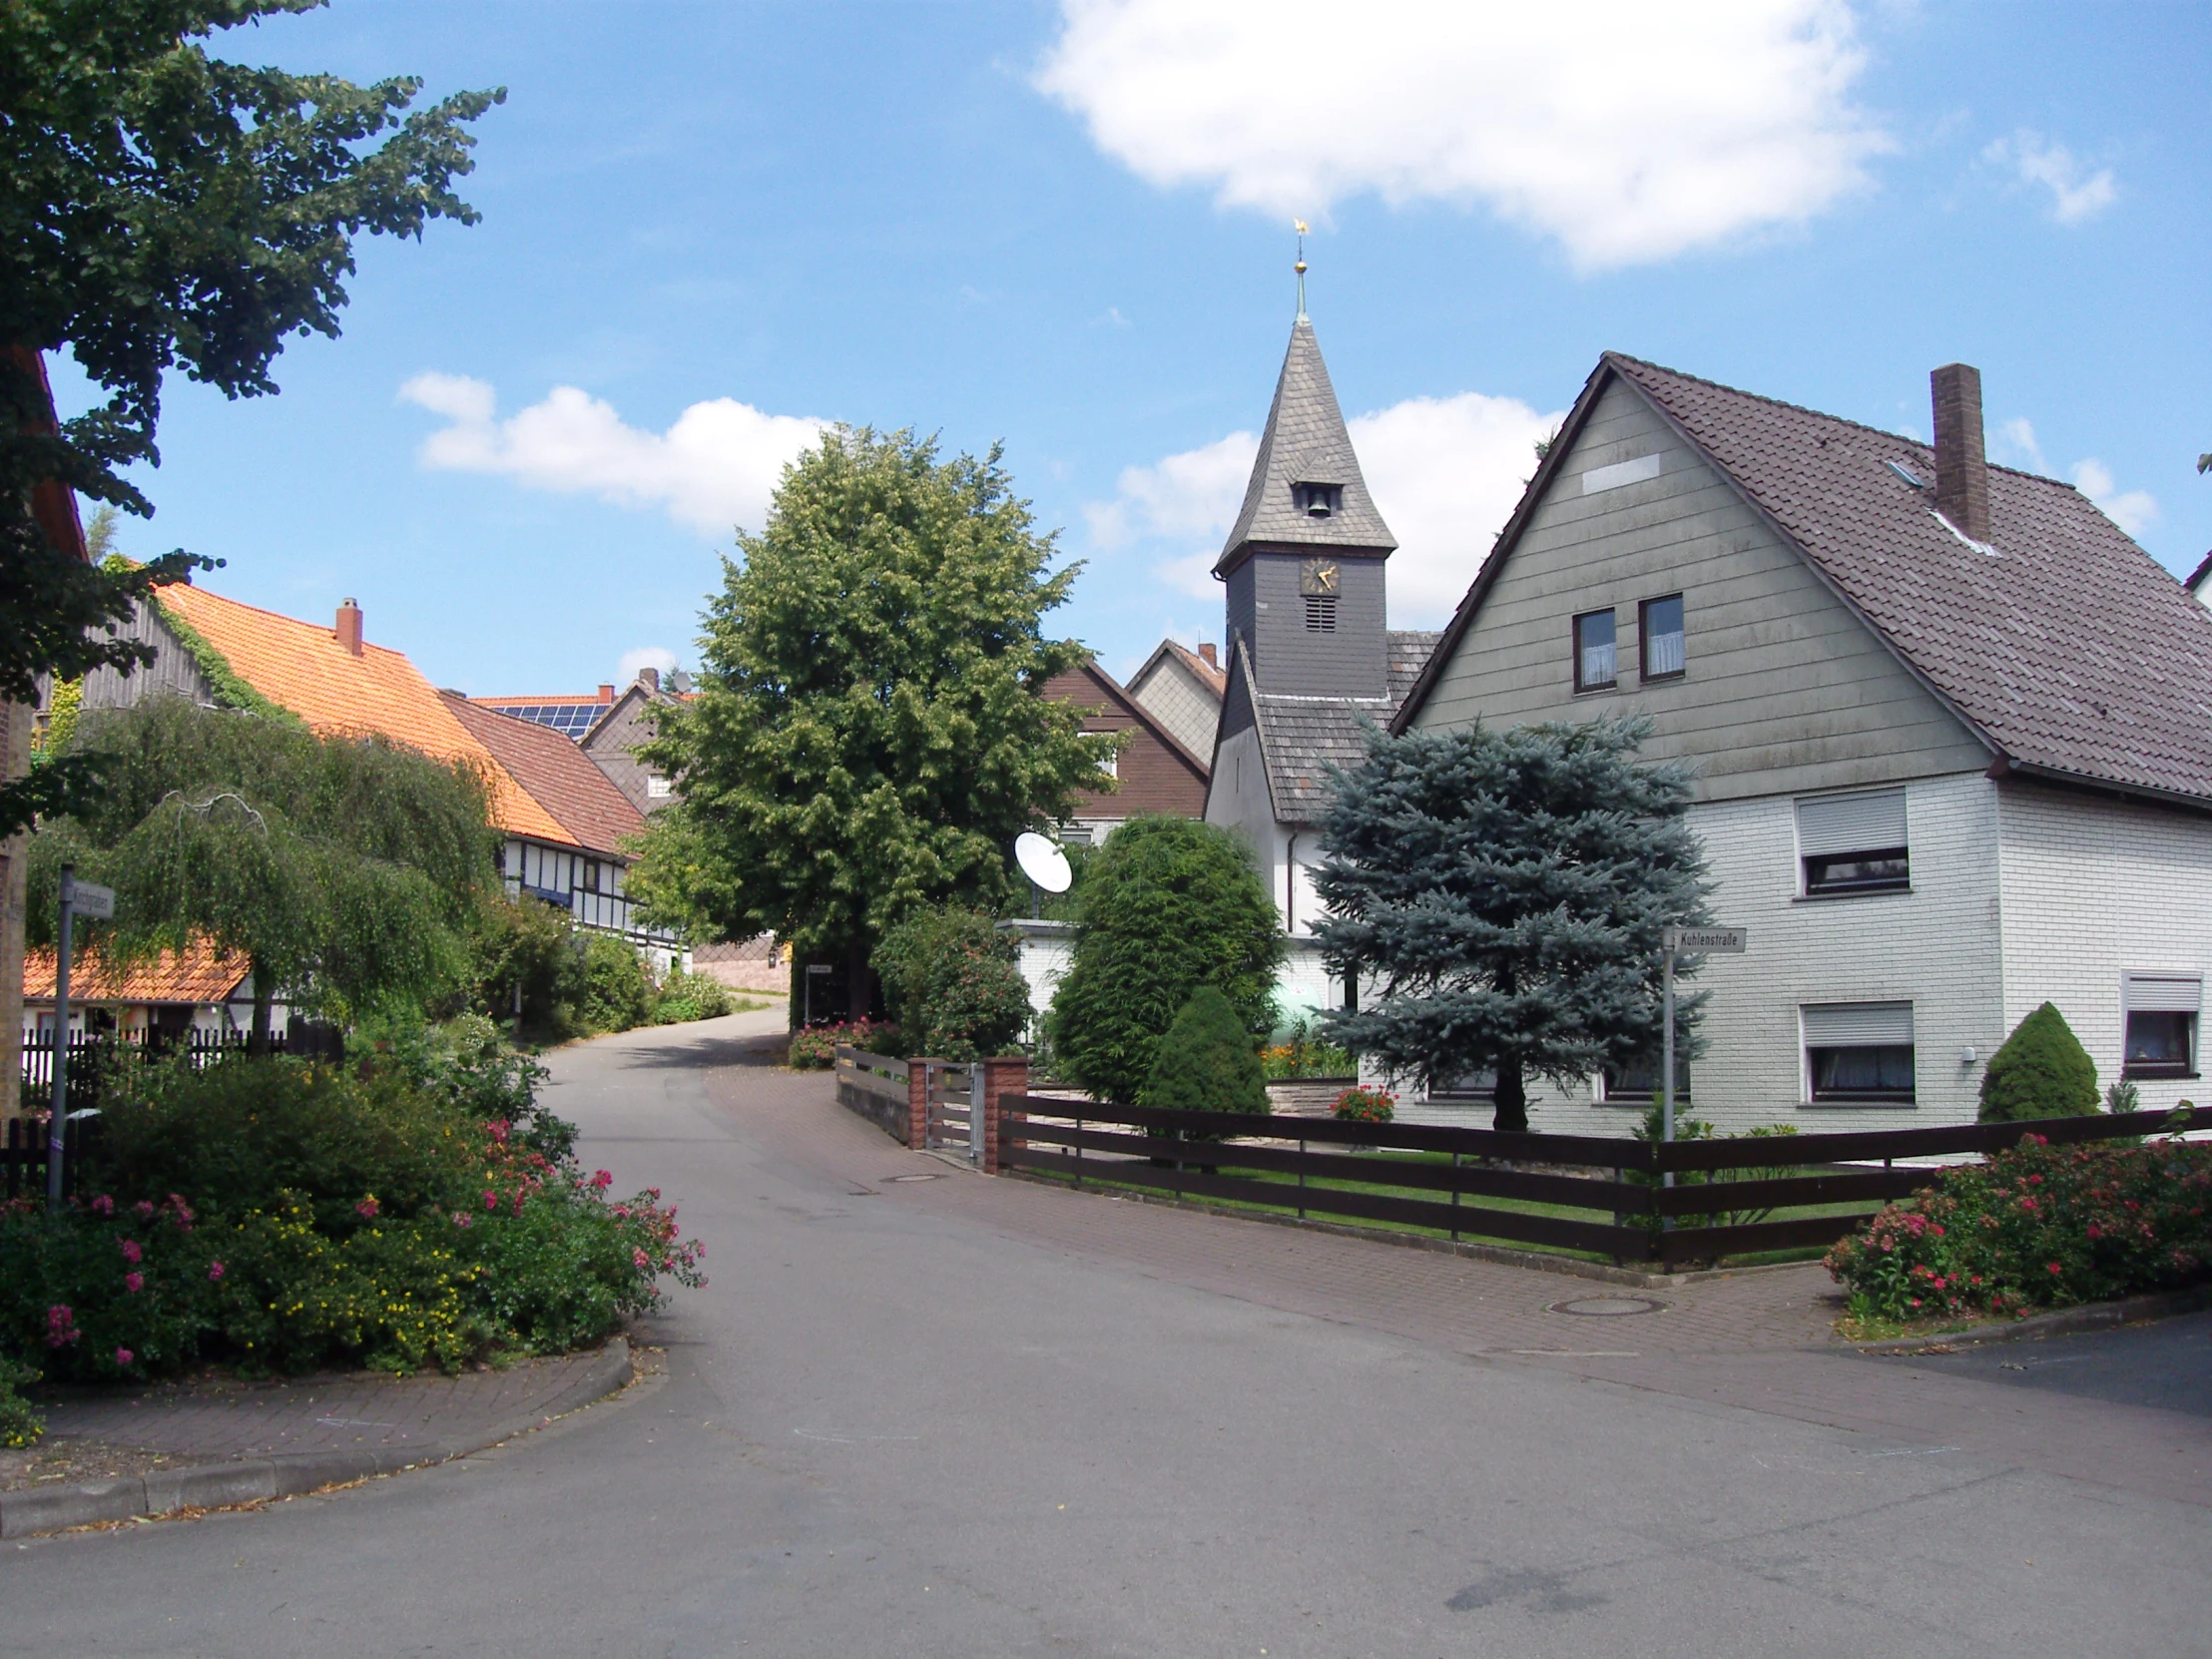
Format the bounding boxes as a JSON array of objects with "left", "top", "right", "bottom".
[{"left": 1827, "top": 1129, "right": 2212, "bottom": 1325}]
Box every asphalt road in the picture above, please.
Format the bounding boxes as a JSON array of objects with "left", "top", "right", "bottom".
[{"left": 7, "top": 1015, "right": 2208, "bottom": 1657}]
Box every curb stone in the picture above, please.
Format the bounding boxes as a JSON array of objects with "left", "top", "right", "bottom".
[
  {"left": 1845, "top": 1285, "right": 2212, "bottom": 1356},
  {"left": 0, "top": 1338, "right": 633, "bottom": 1540}
]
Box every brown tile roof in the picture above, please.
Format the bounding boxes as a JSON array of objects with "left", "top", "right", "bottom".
[
  {"left": 1163, "top": 640, "right": 1228, "bottom": 697},
  {"left": 154, "top": 584, "right": 577, "bottom": 846},
  {"left": 1400, "top": 353, "right": 2212, "bottom": 808},
  {"left": 24, "top": 939, "right": 248, "bottom": 1004},
  {"left": 440, "top": 693, "right": 648, "bottom": 857}
]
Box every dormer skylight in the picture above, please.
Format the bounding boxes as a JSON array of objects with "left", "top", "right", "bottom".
[{"left": 1887, "top": 460, "right": 1927, "bottom": 489}]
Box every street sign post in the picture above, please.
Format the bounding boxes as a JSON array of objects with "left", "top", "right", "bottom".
[
  {"left": 48, "top": 868, "right": 116, "bottom": 1211},
  {"left": 1659, "top": 925, "right": 1747, "bottom": 1183}
]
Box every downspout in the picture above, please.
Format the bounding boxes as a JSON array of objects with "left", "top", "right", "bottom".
[{"left": 1284, "top": 830, "right": 1298, "bottom": 936}]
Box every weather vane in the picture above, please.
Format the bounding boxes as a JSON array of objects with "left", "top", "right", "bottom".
[{"left": 1294, "top": 219, "right": 1309, "bottom": 321}]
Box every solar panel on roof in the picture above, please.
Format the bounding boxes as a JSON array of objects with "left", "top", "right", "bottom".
[{"left": 495, "top": 702, "right": 600, "bottom": 740}]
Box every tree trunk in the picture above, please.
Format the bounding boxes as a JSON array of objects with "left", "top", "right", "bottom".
[
  {"left": 248, "top": 956, "right": 275, "bottom": 1054},
  {"left": 1492, "top": 1054, "right": 1529, "bottom": 1134}
]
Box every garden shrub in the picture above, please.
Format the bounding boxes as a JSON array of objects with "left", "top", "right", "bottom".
[
  {"left": 582, "top": 933, "right": 655, "bottom": 1033},
  {"left": 466, "top": 889, "right": 590, "bottom": 1037},
  {"left": 787, "top": 1019, "right": 905, "bottom": 1069},
  {"left": 651, "top": 967, "right": 734, "bottom": 1025},
  {"left": 1141, "top": 986, "right": 1269, "bottom": 1114},
  {"left": 875, "top": 905, "right": 1031, "bottom": 1059},
  {"left": 0, "top": 1034, "right": 703, "bottom": 1382},
  {"left": 1332, "top": 1086, "right": 1394, "bottom": 1123},
  {"left": 1047, "top": 817, "right": 1284, "bottom": 1105},
  {"left": 1826, "top": 1128, "right": 2212, "bottom": 1325},
  {"left": 0, "top": 1354, "right": 42, "bottom": 1447},
  {"left": 1264, "top": 1018, "right": 1356, "bottom": 1080},
  {"left": 1979, "top": 1002, "right": 2100, "bottom": 1123}
]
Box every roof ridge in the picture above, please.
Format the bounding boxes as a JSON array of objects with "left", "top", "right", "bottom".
[{"left": 1603, "top": 352, "right": 2074, "bottom": 488}]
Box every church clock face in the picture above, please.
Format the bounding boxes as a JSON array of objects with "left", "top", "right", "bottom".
[{"left": 1299, "top": 558, "right": 1341, "bottom": 596}]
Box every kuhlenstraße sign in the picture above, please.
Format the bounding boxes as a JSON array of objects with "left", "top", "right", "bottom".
[
  {"left": 1663, "top": 924, "right": 1745, "bottom": 953},
  {"left": 65, "top": 878, "right": 115, "bottom": 920}
]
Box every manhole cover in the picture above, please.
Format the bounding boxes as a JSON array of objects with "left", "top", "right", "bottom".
[
  {"left": 883, "top": 1173, "right": 942, "bottom": 1183},
  {"left": 1547, "top": 1296, "right": 1666, "bottom": 1317}
]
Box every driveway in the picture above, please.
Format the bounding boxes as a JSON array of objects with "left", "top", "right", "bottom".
[{"left": 7, "top": 1015, "right": 2207, "bottom": 1656}]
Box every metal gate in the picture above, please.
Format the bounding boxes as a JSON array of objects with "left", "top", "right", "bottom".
[{"left": 922, "top": 1061, "right": 985, "bottom": 1164}]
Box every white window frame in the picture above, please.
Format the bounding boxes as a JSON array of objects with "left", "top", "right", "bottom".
[{"left": 1800, "top": 1000, "right": 1917, "bottom": 1107}]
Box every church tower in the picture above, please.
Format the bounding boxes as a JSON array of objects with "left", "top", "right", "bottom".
[{"left": 1215, "top": 315, "right": 1396, "bottom": 699}]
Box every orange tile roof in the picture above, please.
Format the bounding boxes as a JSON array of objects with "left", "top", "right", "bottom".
[
  {"left": 441, "top": 694, "right": 647, "bottom": 858},
  {"left": 155, "top": 584, "right": 576, "bottom": 847},
  {"left": 24, "top": 939, "right": 249, "bottom": 1005}
]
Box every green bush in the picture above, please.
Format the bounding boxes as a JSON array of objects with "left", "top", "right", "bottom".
[
  {"left": 875, "top": 906, "right": 1031, "bottom": 1059},
  {"left": 466, "top": 890, "right": 590, "bottom": 1037},
  {"left": 0, "top": 1354, "right": 42, "bottom": 1448},
  {"left": 1827, "top": 1128, "right": 2212, "bottom": 1324},
  {"left": 1980, "top": 1002, "right": 2100, "bottom": 1123},
  {"left": 787, "top": 1019, "right": 904, "bottom": 1069},
  {"left": 1047, "top": 817, "right": 1284, "bottom": 1104},
  {"left": 1141, "top": 986, "right": 1269, "bottom": 1113},
  {"left": 651, "top": 967, "right": 735, "bottom": 1025},
  {"left": 581, "top": 933, "right": 655, "bottom": 1032},
  {"left": 1263, "top": 1017, "right": 1356, "bottom": 1079},
  {"left": 1, "top": 1043, "right": 703, "bottom": 1382}
]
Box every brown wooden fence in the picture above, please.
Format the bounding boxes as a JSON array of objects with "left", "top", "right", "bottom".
[
  {"left": 1, "top": 1113, "right": 103, "bottom": 1205},
  {"left": 998, "top": 1096, "right": 2212, "bottom": 1267}
]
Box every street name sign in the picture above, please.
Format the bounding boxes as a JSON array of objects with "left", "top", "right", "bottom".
[
  {"left": 1663, "top": 925, "right": 1744, "bottom": 953},
  {"left": 66, "top": 879, "right": 115, "bottom": 920}
]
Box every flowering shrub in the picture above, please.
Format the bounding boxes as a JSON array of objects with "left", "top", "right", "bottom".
[
  {"left": 788, "top": 1019, "right": 904, "bottom": 1069},
  {"left": 1264, "top": 1020, "right": 1356, "bottom": 1081},
  {"left": 0, "top": 1355, "right": 40, "bottom": 1448},
  {"left": 0, "top": 1043, "right": 704, "bottom": 1382},
  {"left": 1826, "top": 1130, "right": 2212, "bottom": 1324},
  {"left": 1332, "top": 1086, "right": 1395, "bottom": 1123}
]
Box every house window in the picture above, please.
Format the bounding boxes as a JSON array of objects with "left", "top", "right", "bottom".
[
  {"left": 1099, "top": 748, "right": 1118, "bottom": 779},
  {"left": 1797, "top": 789, "right": 1909, "bottom": 896},
  {"left": 646, "top": 775, "right": 674, "bottom": 799},
  {"left": 583, "top": 859, "right": 600, "bottom": 894},
  {"left": 1573, "top": 609, "right": 1617, "bottom": 692},
  {"left": 2124, "top": 975, "right": 2201, "bottom": 1078},
  {"left": 1802, "top": 1001, "right": 1916, "bottom": 1104},
  {"left": 1294, "top": 481, "right": 1343, "bottom": 518},
  {"left": 1305, "top": 594, "right": 1338, "bottom": 632},
  {"left": 1639, "top": 594, "right": 1686, "bottom": 680},
  {"left": 1602, "top": 1051, "right": 1690, "bottom": 1104},
  {"left": 1429, "top": 1068, "right": 1496, "bottom": 1102}
]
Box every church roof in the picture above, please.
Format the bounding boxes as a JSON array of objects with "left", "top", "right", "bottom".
[
  {"left": 1239, "top": 630, "right": 1440, "bottom": 826},
  {"left": 1215, "top": 317, "right": 1395, "bottom": 577}
]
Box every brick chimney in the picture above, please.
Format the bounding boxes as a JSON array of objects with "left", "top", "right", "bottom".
[
  {"left": 1198, "top": 643, "right": 1218, "bottom": 669},
  {"left": 597, "top": 684, "right": 615, "bottom": 703},
  {"left": 335, "top": 598, "right": 362, "bottom": 655},
  {"left": 636, "top": 667, "right": 660, "bottom": 693},
  {"left": 1931, "top": 363, "right": 1990, "bottom": 542}
]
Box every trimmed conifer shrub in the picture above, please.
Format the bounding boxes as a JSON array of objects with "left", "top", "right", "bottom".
[
  {"left": 1141, "top": 986, "right": 1270, "bottom": 1114},
  {"left": 1979, "top": 1001, "right": 2100, "bottom": 1123}
]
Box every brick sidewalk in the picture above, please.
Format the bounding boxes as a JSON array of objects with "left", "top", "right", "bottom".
[{"left": 711, "top": 1053, "right": 2212, "bottom": 1508}]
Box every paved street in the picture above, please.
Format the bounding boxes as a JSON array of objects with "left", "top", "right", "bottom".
[{"left": 7, "top": 1014, "right": 2209, "bottom": 1656}]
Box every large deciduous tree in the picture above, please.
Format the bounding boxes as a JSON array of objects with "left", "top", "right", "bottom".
[
  {"left": 1312, "top": 717, "right": 1711, "bottom": 1133},
  {"left": 29, "top": 698, "right": 494, "bottom": 1044},
  {"left": 628, "top": 426, "right": 1113, "bottom": 1016},
  {"left": 1, "top": 0, "right": 501, "bottom": 835}
]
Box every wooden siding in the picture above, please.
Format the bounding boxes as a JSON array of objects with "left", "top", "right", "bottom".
[
  {"left": 1412, "top": 379, "right": 1991, "bottom": 801},
  {"left": 67, "top": 598, "right": 216, "bottom": 714},
  {"left": 1043, "top": 665, "right": 1207, "bottom": 820}
]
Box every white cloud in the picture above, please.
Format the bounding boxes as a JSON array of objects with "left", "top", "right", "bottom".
[
  {"left": 398, "top": 373, "right": 829, "bottom": 538},
  {"left": 2071, "top": 459, "right": 2157, "bottom": 538},
  {"left": 1036, "top": 0, "right": 1887, "bottom": 270},
  {"left": 1983, "top": 130, "right": 2117, "bottom": 225},
  {"left": 1092, "top": 390, "right": 1560, "bottom": 620},
  {"left": 618, "top": 646, "right": 680, "bottom": 685},
  {"left": 1994, "top": 416, "right": 2048, "bottom": 474}
]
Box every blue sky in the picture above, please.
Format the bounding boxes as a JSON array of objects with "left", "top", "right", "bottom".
[{"left": 58, "top": 0, "right": 2212, "bottom": 694}]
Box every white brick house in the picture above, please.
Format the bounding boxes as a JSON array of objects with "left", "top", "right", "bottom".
[{"left": 1392, "top": 356, "right": 2212, "bottom": 1133}]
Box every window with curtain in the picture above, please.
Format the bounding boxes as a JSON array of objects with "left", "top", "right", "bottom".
[
  {"left": 1796, "top": 789, "right": 1910, "bottom": 896},
  {"left": 1573, "top": 609, "right": 1616, "bottom": 692},
  {"left": 1639, "top": 593, "right": 1685, "bottom": 680},
  {"left": 1802, "top": 1001, "right": 1916, "bottom": 1104}
]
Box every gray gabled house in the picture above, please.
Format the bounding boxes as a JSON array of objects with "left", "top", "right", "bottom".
[{"left": 1393, "top": 353, "right": 2212, "bottom": 1131}]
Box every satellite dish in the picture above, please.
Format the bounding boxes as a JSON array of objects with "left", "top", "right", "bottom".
[{"left": 1013, "top": 831, "right": 1073, "bottom": 894}]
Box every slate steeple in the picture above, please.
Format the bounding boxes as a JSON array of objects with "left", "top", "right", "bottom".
[{"left": 1214, "top": 317, "right": 1395, "bottom": 580}]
